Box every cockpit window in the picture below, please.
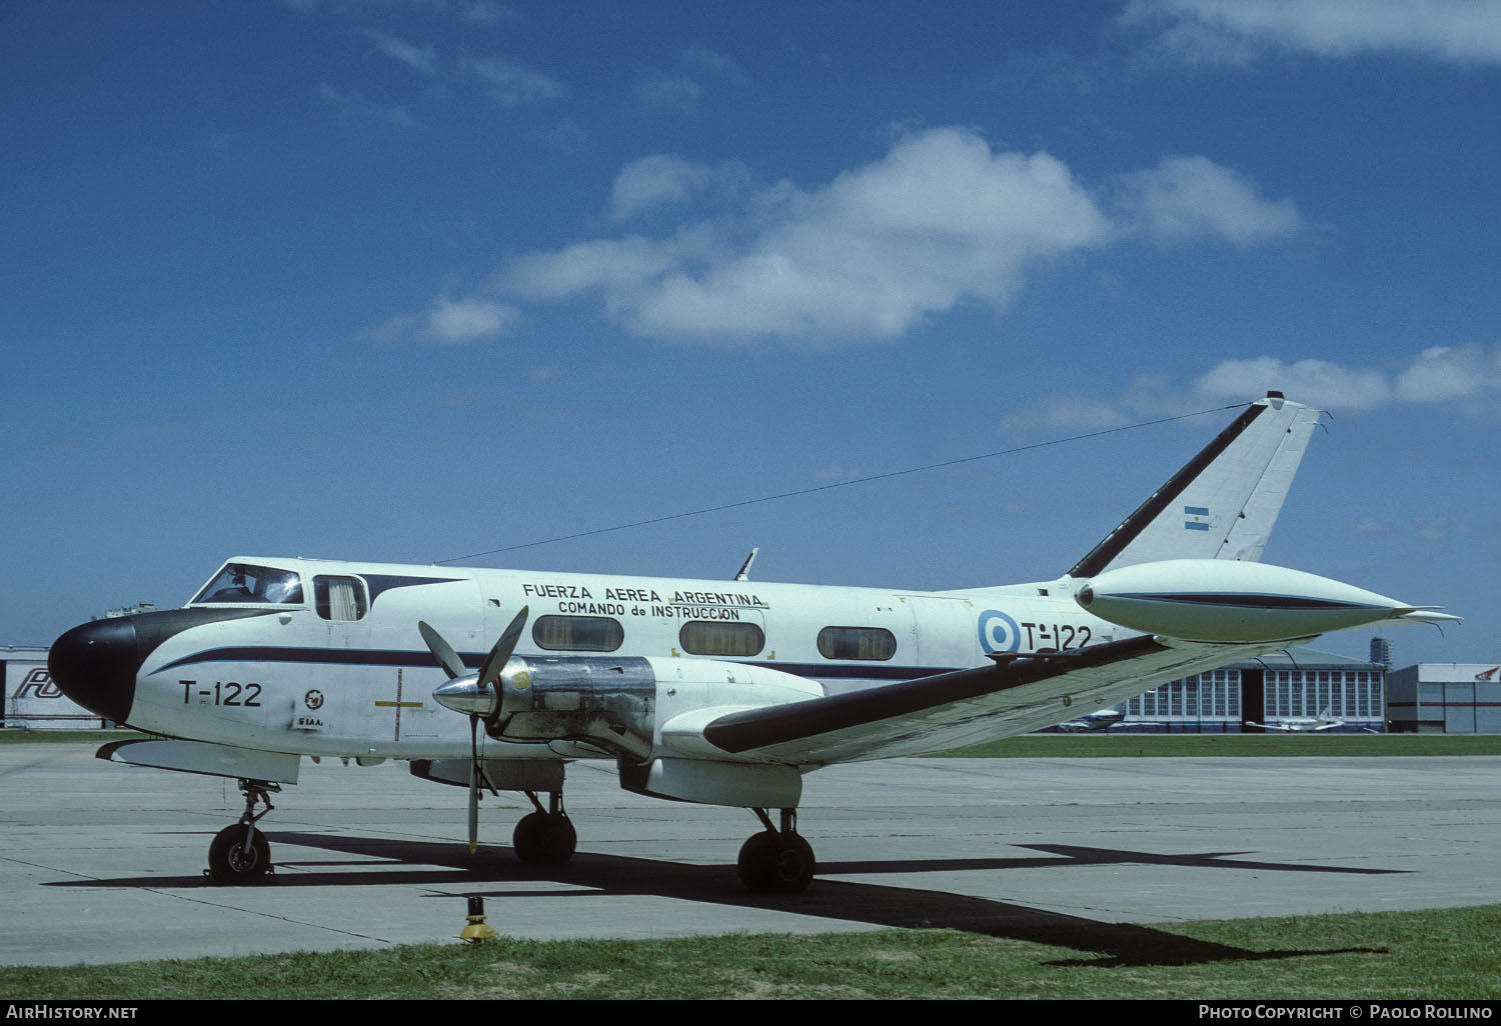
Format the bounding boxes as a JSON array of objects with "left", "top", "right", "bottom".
[{"left": 193, "top": 563, "right": 304, "bottom": 605}]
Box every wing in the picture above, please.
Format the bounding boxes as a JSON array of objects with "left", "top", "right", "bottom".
[{"left": 701, "top": 635, "right": 1290, "bottom": 765}]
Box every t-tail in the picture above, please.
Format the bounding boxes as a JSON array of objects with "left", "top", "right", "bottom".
[
  {"left": 1068, "top": 392, "right": 1322, "bottom": 579},
  {"left": 1064, "top": 393, "right": 1458, "bottom": 641}
]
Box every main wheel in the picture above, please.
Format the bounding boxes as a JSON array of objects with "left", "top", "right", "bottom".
[
  {"left": 737, "top": 830, "right": 815, "bottom": 893},
  {"left": 513, "top": 811, "right": 577, "bottom": 864},
  {"left": 207, "top": 824, "right": 272, "bottom": 885}
]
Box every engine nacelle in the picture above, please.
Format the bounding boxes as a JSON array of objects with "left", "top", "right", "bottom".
[
  {"left": 434, "top": 654, "right": 823, "bottom": 766},
  {"left": 618, "top": 758, "right": 804, "bottom": 808}
]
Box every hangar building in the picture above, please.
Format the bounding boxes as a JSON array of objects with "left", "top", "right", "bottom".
[
  {"left": 1387, "top": 663, "right": 1501, "bottom": 734},
  {"left": 1111, "top": 647, "right": 1386, "bottom": 733}
]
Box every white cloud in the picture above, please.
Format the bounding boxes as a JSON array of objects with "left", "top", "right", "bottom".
[
  {"left": 1125, "top": 0, "right": 1501, "bottom": 66},
  {"left": 1394, "top": 344, "right": 1501, "bottom": 403},
  {"left": 1017, "top": 343, "right": 1501, "bottom": 431},
  {"left": 421, "top": 296, "right": 521, "bottom": 342},
  {"left": 499, "top": 128, "right": 1124, "bottom": 343},
  {"left": 373, "top": 296, "right": 521, "bottom": 344},
  {"left": 1194, "top": 356, "right": 1392, "bottom": 410},
  {"left": 612, "top": 156, "right": 708, "bottom": 220},
  {"left": 499, "top": 229, "right": 713, "bottom": 302},
  {"left": 1115, "top": 155, "right": 1302, "bottom": 245},
  {"left": 1194, "top": 344, "right": 1501, "bottom": 414},
  {"left": 358, "top": 29, "right": 437, "bottom": 74},
  {"left": 467, "top": 56, "right": 564, "bottom": 106},
  {"left": 634, "top": 45, "right": 745, "bottom": 119},
  {"left": 496, "top": 129, "right": 1306, "bottom": 345},
  {"left": 609, "top": 155, "right": 751, "bottom": 221}
]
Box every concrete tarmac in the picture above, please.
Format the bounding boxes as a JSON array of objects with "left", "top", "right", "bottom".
[{"left": 3, "top": 741, "right": 1500, "bottom": 967}]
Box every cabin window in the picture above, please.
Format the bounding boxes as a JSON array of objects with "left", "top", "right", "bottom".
[
  {"left": 532, "top": 615, "right": 624, "bottom": 652},
  {"left": 315, "top": 576, "right": 368, "bottom": 621},
  {"left": 679, "top": 621, "right": 765, "bottom": 657},
  {"left": 193, "top": 563, "right": 304, "bottom": 605},
  {"left": 817, "top": 626, "right": 897, "bottom": 661}
]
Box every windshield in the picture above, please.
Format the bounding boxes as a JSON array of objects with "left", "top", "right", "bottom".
[{"left": 192, "top": 563, "right": 305, "bottom": 605}]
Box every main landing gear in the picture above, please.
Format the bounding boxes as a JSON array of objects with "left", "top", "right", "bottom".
[
  {"left": 738, "top": 808, "right": 815, "bottom": 893},
  {"left": 512, "top": 789, "right": 576, "bottom": 865},
  {"left": 200, "top": 781, "right": 803, "bottom": 891},
  {"left": 205, "top": 779, "right": 279, "bottom": 885}
]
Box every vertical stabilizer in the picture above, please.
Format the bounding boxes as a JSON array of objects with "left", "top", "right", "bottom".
[{"left": 1067, "top": 393, "right": 1322, "bottom": 579}]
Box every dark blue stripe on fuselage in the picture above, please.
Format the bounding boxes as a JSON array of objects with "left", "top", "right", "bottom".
[{"left": 153, "top": 646, "right": 444, "bottom": 673}]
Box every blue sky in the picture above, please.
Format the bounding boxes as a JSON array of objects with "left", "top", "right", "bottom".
[{"left": 5, "top": 0, "right": 1498, "bottom": 668}]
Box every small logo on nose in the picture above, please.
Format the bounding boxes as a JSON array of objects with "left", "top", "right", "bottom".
[{"left": 304, "top": 690, "right": 324, "bottom": 710}]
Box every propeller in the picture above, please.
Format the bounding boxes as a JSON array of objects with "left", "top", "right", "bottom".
[
  {"left": 417, "top": 621, "right": 466, "bottom": 680},
  {"left": 418, "top": 606, "right": 530, "bottom": 853}
]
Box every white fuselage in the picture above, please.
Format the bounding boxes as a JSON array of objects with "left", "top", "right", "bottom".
[{"left": 131, "top": 556, "right": 1117, "bottom": 763}]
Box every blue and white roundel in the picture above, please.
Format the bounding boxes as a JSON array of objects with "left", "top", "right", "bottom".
[{"left": 977, "top": 609, "right": 1021, "bottom": 654}]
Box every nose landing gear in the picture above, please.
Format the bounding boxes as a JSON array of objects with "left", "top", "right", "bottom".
[{"left": 205, "top": 779, "right": 279, "bottom": 885}]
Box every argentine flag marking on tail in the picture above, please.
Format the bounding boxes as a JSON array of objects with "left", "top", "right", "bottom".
[{"left": 1184, "top": 506, "right": 1211, "bottom": 531}]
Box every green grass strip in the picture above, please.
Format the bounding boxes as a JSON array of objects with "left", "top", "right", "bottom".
[{"left": 8, "top": 905, "right": 1500, "bottom": 999}]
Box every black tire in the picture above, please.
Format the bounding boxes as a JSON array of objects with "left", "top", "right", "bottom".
[
  {"left": 737, "top": 830, "right": 815, "bottom": 893},
  {"left": 513, "top": 811, "right": 577, "bottom": 864},
  {"left": 207, "top": 824, "right": 272, "bottom": 885}
]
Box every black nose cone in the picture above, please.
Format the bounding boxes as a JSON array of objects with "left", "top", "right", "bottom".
[{"left": 49, "top": 618, "right": 139, "bottom": 724}]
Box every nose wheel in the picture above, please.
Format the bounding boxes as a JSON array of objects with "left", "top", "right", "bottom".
[
  {"left": 738, "top": 808, "right": 815, "bottom": 893},
  {"left": 205, "top": 779, "right": 279, "bottom": 885}
]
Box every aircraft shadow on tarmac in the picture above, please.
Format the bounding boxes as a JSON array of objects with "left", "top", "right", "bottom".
[{"left": 48, "top": 830, "right": 1401, "bottom": 968}]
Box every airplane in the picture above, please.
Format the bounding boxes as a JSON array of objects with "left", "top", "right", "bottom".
[
  {"left": 1244, "top": 708, "right": 1351, "bottom": 732},
  {"left": 1055, "top": 708, "right": 1126, "bottom": 732},
  {"left": 46, "top": 393, "right": 1456, "bottom": 893}
]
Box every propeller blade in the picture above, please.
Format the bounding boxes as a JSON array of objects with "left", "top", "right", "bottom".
[
  {"left": 468, "top": 715, "right": 480, "bottom": 853},
  {"left": 478, "top": 605, "right": 529, "bottom": 689},
  {"left": 418, "top": 621, "right": 467, "bottom": 680}
]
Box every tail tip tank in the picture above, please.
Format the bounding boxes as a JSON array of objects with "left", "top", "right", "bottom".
[{"left": 1074, "top": 558, "right": 1457, "bottom": 644}]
